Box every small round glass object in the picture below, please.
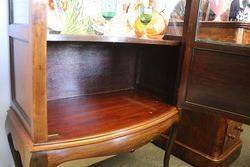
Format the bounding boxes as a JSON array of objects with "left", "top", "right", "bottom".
[
  {"left": 101, "top": 0, "right": 117, "bottom": 20},
  {"left": 140, "top": 6, "right": 153, "bottom": 25}
]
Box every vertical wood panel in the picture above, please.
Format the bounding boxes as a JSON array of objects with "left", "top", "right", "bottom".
[
  {"left": 13, "top": 39, "right": 33, "bottom": 118},
  {"left": 30, "top": 0, "right": 48, "bottom": 142},
  {"left": 186, "top": 48, "right": 250, "bottom": 118},
  {"left": 9, "top": 0, "right": 48, "bottom": 142},
  {"left": 8, "top": 0, "right": 33, "bottom": 136}
]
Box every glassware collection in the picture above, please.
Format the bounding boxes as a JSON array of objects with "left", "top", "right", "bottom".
[{"left": 47, "top": 0, "right": 169, "bottom": 39}]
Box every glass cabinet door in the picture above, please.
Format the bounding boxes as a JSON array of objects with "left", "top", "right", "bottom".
[
  {"left": 178, "top": 0, "right": 250, "bottom": 124},
  {"left": 196, "top": 0, "right": 250, "bottom": 46}
]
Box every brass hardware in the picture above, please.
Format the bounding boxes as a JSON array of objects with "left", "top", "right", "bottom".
[
  {"left": 48, "top": 133, "right": 60, "bottom": 138},
  {"left": 228, "top": 133, "right": 236, "bottom": 140},
  {"left": 236, "top": 126, "right": 243, "bottom": 132}
]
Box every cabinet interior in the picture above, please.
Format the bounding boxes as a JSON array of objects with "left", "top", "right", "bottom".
[{"left": 46, "top": 41, "right": 180, "bottom": 141}]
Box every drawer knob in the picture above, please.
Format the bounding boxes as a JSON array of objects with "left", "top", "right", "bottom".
[
  {"left": 228, "top": 134, "right": 236, "bottom": 140},
  {"left": 236, "top": 126, "right": 243, "bottom": 132}
]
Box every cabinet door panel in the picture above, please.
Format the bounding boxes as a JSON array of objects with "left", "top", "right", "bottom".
[
  {"left": 178, "top": 0, "right": 250, "bottom": 125},
  {"left": 185, "top": 48, "right": 250, "bottom": 118}
]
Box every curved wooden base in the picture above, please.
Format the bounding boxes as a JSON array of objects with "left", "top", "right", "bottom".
[
  {"left": 153, "top": 135, "right": 242, "bottom": 167},
  {"left": 6, "top": 108, "right": 179, "bottom": 167},
  {"left": 7, "top": 134, "right": 23, "bottom": 167}
]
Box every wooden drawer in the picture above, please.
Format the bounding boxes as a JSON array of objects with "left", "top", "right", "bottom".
[{"left": 223, "top": 120, "right": 243, "bottom": 152}]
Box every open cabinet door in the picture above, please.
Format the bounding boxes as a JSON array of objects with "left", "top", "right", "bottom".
[{"left": 178, "top": 0, "right": 250, "bottom": 125}]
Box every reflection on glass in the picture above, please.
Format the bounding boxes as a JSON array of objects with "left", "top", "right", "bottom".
[
  {"left": 101, "top": 0, "right": 117, "bottom": 20},
  {"left": 162, "top": 0, "right": 186, "bottom": 37},
  {"left": 47, "top": 0, "right": 187, "bottom": 38},
  {"left": 199, "top": 0, "right": 250, "bottom": 22},
  {"left": 170, "top": 0, "right": 186, "bottom": 21},
  {"left": 196, "top": 0, "right": 250, "bottom": 46},
  {"left": 140, "top": 5, "right": 153, "bottom": 25},
  {"left": 133, "top": 0, "right": 166, "bottom": 39}
]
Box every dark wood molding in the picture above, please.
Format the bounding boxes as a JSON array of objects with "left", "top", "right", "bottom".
[
  {"left": 194, "top": 41, "right": 250, "bottom": 56},
  {"left": 182, "top": 102, "right": 250, "bottom": 125},
  {"left": 177, "top": 0, "right": 201, "bottom": 108},
  {"left": 47, "top": 34, "right": 181, "bottom": 46},
  {"left": 168, "top": 21, "right": 250, "bottom": 29}
]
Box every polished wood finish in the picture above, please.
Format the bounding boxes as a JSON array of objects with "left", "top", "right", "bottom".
[
  {"left": 8, "top": 18, "right": 33, "bottom": 139},
  {"left": 7, "top": 0, "right": 182, "bottom": 164},
  {"left": 47, "top": 42, "right": 180, "bottom": 102},
  {"left": 47, "top": 42, "right": 137, "bottom": 100},
  {"left": 177, "top": 0, "right": 250, "bottom": 124},
  {"left": 136, "top": 45, "right": 180, "bottom": 103},
  {"left": 13, "top": 39, "right": 32, "bottom": 118},
  {"left": 47, "top": 34, "right": 181, "bottom": 46},
  {"left": 167, "top": 21, "right": 250, "bottom": 45},
  {"left": 47, "top": 90, "right": 177, "bottom": 141},
  {"left": 6, "top": 105, "right": 179, "bottom": 167},
  {"left": 197, "top": 22, "right": 250, "bottom": 45},
  {"left": 185, "top": 45, "right": 250, "bottom": 122},
  {"left": 179, "top": 41, "right": 250, "bottom": 124},
  {"left": 30, "top": 0, "right": 48, "bottom": 142},
  {"left": 153, "top": 109, "right": 243, "bottom": 166},
  {"left": 8, "top": 0, "right": 48, "bottom": 142},
  {"left": 6, "top": 0, "right": 249, "bottom": 166}
]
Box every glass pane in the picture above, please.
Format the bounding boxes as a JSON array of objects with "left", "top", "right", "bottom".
[
  {"left": 47, "top": 0, "right": 186, "bottom": 39},
  {"left": 196, "top": 0, "right": 250, "bottom": 46},
  {"left": 13, "top": 0, "right": 29, "bottom": 24},
  {"left": 165, "top": 0, "right": 186, "bottom": 37}
]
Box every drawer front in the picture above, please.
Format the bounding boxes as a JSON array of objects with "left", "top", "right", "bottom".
[
  {"left": 223, "top": 120, "right": 243, "bottom": 152},
  {"left": 185, "top": 48, "right": 250, "bottom": 120}
]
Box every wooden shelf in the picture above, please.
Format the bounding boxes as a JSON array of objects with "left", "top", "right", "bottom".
[
  {"left": 48, "top": 90, "right": 177, "bottom": 141},
  {"left": 47, "top": 34, "right": 181, "bottom": 46}
]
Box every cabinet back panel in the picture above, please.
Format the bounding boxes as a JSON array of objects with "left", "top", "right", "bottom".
[
  {"left": 137, "top": 46, "right": 180, "bottom": 104},
  {"left": 47, "top": 42, "right": 137, "bottom": 100}
]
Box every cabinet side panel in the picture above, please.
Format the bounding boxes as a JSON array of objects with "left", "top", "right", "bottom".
[
  {"left": 8, "top": 0, "right": 48, "bottom": 142},
  {"left": 13, "top": 39, "right": 33, "bottom": 118}
]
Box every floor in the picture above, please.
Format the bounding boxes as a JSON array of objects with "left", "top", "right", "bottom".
[{"left": 61, "top": 125, "right": 250, "bottom": 167}]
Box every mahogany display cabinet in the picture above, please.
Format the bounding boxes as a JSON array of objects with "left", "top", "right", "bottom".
[{"left": 5, "top": 0, "right": 250, "bottom": 167}]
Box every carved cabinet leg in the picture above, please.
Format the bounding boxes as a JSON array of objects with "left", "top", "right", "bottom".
[
  {"left": 163, "top": 124, "right": 178, "bottom": 167},
  {"left": 7, "top": 134, "right": 23, "bottom": 167},
  {"left": 29, "top": 152, "right": 49, "bottom": 167}
]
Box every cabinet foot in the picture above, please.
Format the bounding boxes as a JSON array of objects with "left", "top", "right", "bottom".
[
  {"left": 29, "top": 152, "right": 48, "bottom": 167},
  {"left": 7, "top": 134, "right": 23, "bottom": 167}
]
